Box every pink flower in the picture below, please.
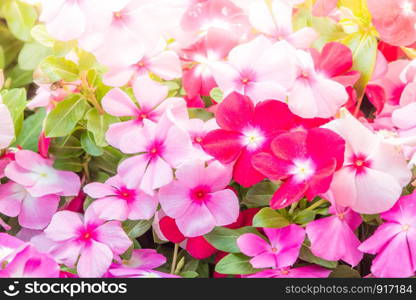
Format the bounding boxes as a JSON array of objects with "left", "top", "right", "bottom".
[
  {"left": 359, "top": 192, "right": 416, "bottom": 277},
  {"left": 103, "top": 40, "right": 182, "bottom": 87},
  {"left": 0, "top": 244, "right": 60, "bottom": 278},
  {"left": 78, "top": 0, "right": 164, "bottom": 67},
  {"left": 103, "top": 76, "right": 188, "bottom": 151},
  {"left": 287, "top": 49, "right": 349, "bottom": 118},
  {"left": 181, "top": 29, "right": 238, "bottom": 99},
  {"left": 249, "top": 0, "right": 318, "bottom": 48},
  {"left": 84, "top": 174, "right": 158, "bottom": 221},
  {"left": 0, "top": 233, "right": 25, "bottom": 263},
  {"left": 39, "top": 0, "right": 121, "bottom": 41},
  {"left": 210, "top": 35, "right": 298, "bottom": 103},
  {"left": 324, "top": 109, "right": 411, "bottom": 214},
  {"left": 44, "top": 206, "right": 132, "bottom": 278},
  {"left": 184, "top": 118, "right": 219, "bottom": 162},
  {"left": 252, "top": 128, "right": 345, "bottom": 209},
  {"left": 367, "top": 0, "right": 416, "bottom": 46},
  {"left": 4, "top": 150, "right": 81, "bottom": 198},
  {"left": 306, "top": 204, "right": 363, "bottom": 266},
  {"left": 237, "top": 225, "right": 305, "bottom": 269},
  {"left": 0, "top": 182, "right": 60, "bottom": 230},
  {"left": 243, "top": 265, "right": 332, "bottom": 278},
  {"left": 202, "top": 92, "right": 299, "bottom": 187},
  {"left": 117, "top": 114, "right": 192, "bottom": 195},
  {"left": 0, "top": 101, "right": 14, "bottom": 150},
  {"left": 159, "top": 160, "right": 239, "bottom": 237},
  {"left": 181, "top": 0, "right": 250, "bottom": 38},
  {"left": 108, "top": 249, "right": 177, "bottom": 278}
]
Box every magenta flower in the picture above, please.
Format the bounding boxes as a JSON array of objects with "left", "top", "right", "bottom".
[
  {"left": 252, "top": 128, "right": 345, "bottom": 209},
  {"left": 103, "top": 76, "right": 188, "bottom": 151},
  {"left": 306, "top": 203, "right": 363, "bottom": 266},
  {"left": 108, "top": 249, "right": 178, "bottom": 278},
  {"left": 117, "top": 114, "right": 192, "bottom": 196},
  {"left": 0, "top": 244, "right": 59, "bottom": 278},
  {"left": 325, "top": 109, "right": 411, "bottom": 214},
  {"left": 237, "top": 225, "right": 305, "bottom": 269},
  {"left": 243, "top": 265, "right": 332, "bottom": 278},
  {"left": 202, "top": 92, "right": 299, "bottom": 187},
  {"left": 84, "top": 174, "right": 159, "bottom": 221},
  {"left": 4, "top": 150, "right": 81, "bottom": 198},
  {"left": 44, "top": 207, "right": 132, "bottom": 278},
  {"left": 0, "top": 182, "right": 60, "bottom": 230},
  {"left": 210, "top": 35, "right": 297, "bottom": 103},
  {"left": 159, "top": 160, "right": 239, "bottom": 237},
  {"left": 359, "top": 192, "right": 416, "bottom": 277}
]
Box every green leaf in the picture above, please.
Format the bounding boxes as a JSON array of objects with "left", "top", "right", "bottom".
[
  {"left": 80, "top": 131, "right": 103, "bottom": 157},
  {"left": 210, "top": 87, "right": 223, "bottom": 103},
  {"left": 6, "top": 65, "right": 33, "bottom": 88},
  {"left": 49, "top": 136, "right": 84, "bottom": 159},
  {"left": 45, "top": 95, "right": 90, "bottom": 138},
  {"left": 0, "top": 46, "right": 4, "bottom": 69},
  {"left": 1, "top": 0, "right": 37, "bottom": 41},
  {"left": 85, "top": 108, "right": 118, "bottom": 147},
  {"left": 89, "top": 147, "right": 124, "bottom": 177},
  {"left": 215, "top": 253, "right": 260, "bottom": 275},
  {"left": 39, "top": 56, "right": 80, "bottom": 82},
  {"left": 0, "top": 24, "right": 23, "bottom": 68},
  {"left": 343, "top": 32, "right": 378, "bottom": 98},
  {"left": 252, "top": 207, "right": 290, "bottom": 228},
  {"left": 329, "top": 265, "right": 361, "bottom": 278},
  {"left": 292, "top": 210, "right": 316, "bottom": 225},
  {"left": 18, "top": 42, "right": 53, "bottom": 71},
  {"left": 204, "top": 227, "right": 263, "bottom": 253},
  {"left": 124, "top": 220, "right": 152, "bottom": 239},
  {"left": 31, "top": 24, "right": 55, "bottom": 47},
  {"left": 244, "top": 181, "right": 279, "bottom": 208},
  {"left": 14, "top": 108, "right": 46, "bottom": 151},
  {"left": 53, "top": 157, "right": 83, "bottom": 172},
  {"left": 53, "top": 40, "right": 77, "bottom": 57},
  {"left": 180, "top": 271, "right": 199, "bottom": 278},
  {"left": 299, "top": 246, "right": 338, "bottom": 269}
]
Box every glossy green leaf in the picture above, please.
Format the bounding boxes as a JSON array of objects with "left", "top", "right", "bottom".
[
  {"left": 252, "top": 207, "right": 290, "bottom": 228},
  {"left": 14, "top": 108, "right": 46, "bottom": 151},
  {"left": 1, "top": 0, "right": 37, "bottom": 41},
  {"left": 204, "top": 227, "right": 263, "bottom": 253},
  {"left": 45, "top": 95, "right": 90, "bottom": 138},
  {"left": 215, "top": 253, "right": 260, "bottom": 275},
  {"left": 18, "top": 41, "right": 53, "bottom": 70},
  {"left": 39, "top": 56, "right": 80, "bottom": 82}
]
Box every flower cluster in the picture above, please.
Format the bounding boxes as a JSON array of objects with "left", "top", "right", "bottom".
[{"left": 1, "top": 0, "right": 416, "bottom": 278}]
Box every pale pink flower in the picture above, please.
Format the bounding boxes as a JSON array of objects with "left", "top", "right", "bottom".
[
  {"left": 243, "top": 265, "right": 331, "bottom": 278},
  {"left": 0, "top": 99, "right": 14, "bottom": 150},
  {"left": 287, "top": 49, "right": 349, "bottom": 118},
  {"left": 103, "top": 39, "right": 182, "bottom": 87},
  {"left": 237, "top": 225, "right": 305, "bottom": 269},
  {"left": 103, "top": 76, "right": 188, "bottom": 151},
  {"left": 0, "top": 182, "right": 60, "bottom": 230},
  {"left": 324, "top": 109, "right": 411, "bottom": 214},
  {"left": 5, "top": 150, "right": 81, "bottom": 198},
  {"left": 159, "top": 160, "right": 239, "bottom": 237},
  {"left": 249, "top": 0, "right": 318, "bottom": 48},
  {"left": 84, "top": 174, "right": 158, "bottom": 221},
  {"left": 117, "top": 115, "right": 192, "bottom": 195},
  {"left": 44, "top": 207, "right": 132, "bottom": 278},
  {"left": 210, "top": 35, "right": 298, "bottom": 104}
]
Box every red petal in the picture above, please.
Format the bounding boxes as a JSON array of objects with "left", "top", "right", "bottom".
[
  {"left": 317, "top": 42, "right": 353, "bottom": 77},
  {"left": 216, "top": 92, "right": 254, "bottom": 132},
  {"left": 186, "top": 236, "right": 217, "bottom": 260},
  {"left": 233, "top": 149, "right": 265, "bottom": 187},
  {"left": 270, "top": 179, "right": 308, "bottom": 209},
  {"left": 202, "top": 129, "right": 243, "bottom": 163},
  {"left": 271, "top": 131, "right": 308, "bottom": 161},
  {"left": 159, "top": 216, "right": 186, "bottom": 244},
  {"left": 251, "top": 152, "right": 291, "bottom": 181},
  {"left": 253, "top": 100, "right": 296, "bottom": 134}
]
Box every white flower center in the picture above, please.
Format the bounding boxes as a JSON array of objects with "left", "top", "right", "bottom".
[
  {"left": 402, "top": 1, "right": 414, "bottom": 16},
  {"left": 241, "top": 127, "right": 265, "bottom": 151},
  {"left": 289, "top": 159, "right": 315, "bottom": 182}
]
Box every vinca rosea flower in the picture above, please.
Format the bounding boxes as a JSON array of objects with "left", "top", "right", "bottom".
[{"left": 4, "top": 0, "right": 416, "bottom": 279}]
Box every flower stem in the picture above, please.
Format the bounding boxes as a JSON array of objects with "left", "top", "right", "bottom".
[
  {"left": 305, "top": 199, "right": 328, "bottom": 211},
  {"left": 170, "top": 243, "right": 179, "bottom": 274}
]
